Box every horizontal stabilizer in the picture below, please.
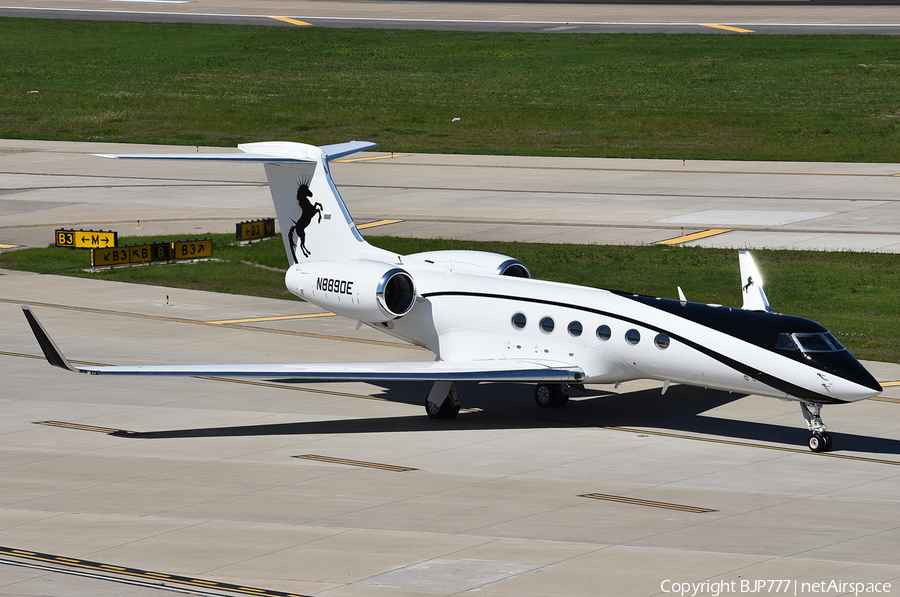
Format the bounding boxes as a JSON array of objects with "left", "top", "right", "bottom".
[
  {"left": 320, "top": 141, "right": 379, "bottom": 160},
  {"left": 95, "top": 152, "right": 312, "bottom": 163},
  {"left": 95, "top": 140, "right": 377, "bottom": 164}
]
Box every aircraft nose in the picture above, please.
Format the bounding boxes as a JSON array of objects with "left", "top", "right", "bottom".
[{"left": 815, "top": 351, "right": 882, "bottom": 401}]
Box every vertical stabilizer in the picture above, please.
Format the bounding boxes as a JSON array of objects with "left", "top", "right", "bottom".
[
  {"left": 738, "top": 251, "right": 773, "bottom": 312},
  {"left": 241, "top": 142, "right": 390, "bottom": 265},
  {"left": 96, "top": 140, "right": 395, "bottom": 266}
]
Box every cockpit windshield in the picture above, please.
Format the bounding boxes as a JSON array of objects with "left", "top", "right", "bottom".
[{"left": 776, "top": 332, "right": 846, "bottom": 353}]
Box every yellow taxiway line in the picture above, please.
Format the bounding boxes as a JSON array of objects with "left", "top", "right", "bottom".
[
  {"left": 206, "top": 313, "right": 335, "bottom": 325},
  {"left": 656, "top": 229, "right": 732, "bottom": 245},
  {"left": 0, "top": 545, "right": 310, "bottom": 597},
  {"left": 335, "top": 154, "right": 406, "bottom": 163},
  {"left": 268, "top": 16, "right": 310, "bottom": 26},
  {"left": 700, "top": 24, "right": 755, "bottom": 33},
  {"left": 581, "top": 493, "right": 714, "bottom": 513},
  {"left": 357, "top": 219, "right": 402, "bottom": 230},
  {"left": 294, "top": 454, "right": 416, "bottom": 472}
]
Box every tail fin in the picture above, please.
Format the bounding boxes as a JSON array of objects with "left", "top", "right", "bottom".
[
  {"left": 240, "top": 141, "right": 395, "bottom": 265},
  {"left": 97, "top": 140, "right": 393, "bottom": 265},
  {"left": 738, "top": 251, "right": 773, "bottom": 312}
]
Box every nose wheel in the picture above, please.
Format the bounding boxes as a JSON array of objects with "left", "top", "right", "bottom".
[
  {"left": 801, "top": 402, "right": 833, "bottom": 452},
  {"left": 807, "top": 431, "right": 833, "bottom": 453}
]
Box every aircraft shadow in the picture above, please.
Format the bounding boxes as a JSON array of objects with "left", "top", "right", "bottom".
[{"left": 119, "top": 381, "right": 900, "bottom": 458}]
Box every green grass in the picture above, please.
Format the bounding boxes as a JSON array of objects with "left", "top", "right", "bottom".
[
  {"left": 2, "top": 18, "right": 900, "bottom": 161},
  {"left": 0, "top": 234, "right": 298, "bottom": 301},
  {"left": 2, "top": 234, "right": 897, "bottom": 362}
]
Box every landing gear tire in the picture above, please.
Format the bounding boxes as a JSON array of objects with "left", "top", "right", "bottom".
[
  {"left": 808, "top": 432, "right": 826, "bottom": 453},
  {"left": 801, "top": 402, "right": 832, "bottom": 452},
  {"left": 535, "top": 384, "right": 569, "bottom": 408},
  {"left": 425, "top": 388, "right": 461, "bottom": 419}
]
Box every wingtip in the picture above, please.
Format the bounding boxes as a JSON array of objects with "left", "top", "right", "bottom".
[{"left": 21, "top": 307, "right": 77, "bottom": 372}]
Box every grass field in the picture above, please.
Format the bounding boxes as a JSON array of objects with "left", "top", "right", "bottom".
[
  {"left": 2, "top": 18, "right": 900, "bottom": 161},
  {"left": 1, "top": 235, "right": 897, "bottom": 363}
]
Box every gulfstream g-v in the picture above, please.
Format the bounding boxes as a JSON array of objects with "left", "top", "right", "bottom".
[{"left": 22, "top": 141, "right": 882, "bottom": 452}]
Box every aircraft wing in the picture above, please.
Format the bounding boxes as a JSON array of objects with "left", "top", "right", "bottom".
[{"left": 23, "top": 308, "right": 583, "bottom": 383}]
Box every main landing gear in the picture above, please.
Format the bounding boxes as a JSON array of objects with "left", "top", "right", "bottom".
[
  {"left": 424, "top": 382, "right": 573, "bottom": 418},
  {"left": 425, "top": 381, "right": 461, "bottom": 419},
  {"left": 801, "top": 402, "right": 833, "bottom": 453},
  {"left": 534, "top": 383, "right": 570, "bottom": 408}
]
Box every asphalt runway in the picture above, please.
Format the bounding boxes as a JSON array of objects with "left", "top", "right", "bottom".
[
  {"left": 3, "top": 0, "right": 900, "bottom": 34},
  {"left": 1, "top": 140, "right": 900, "bottom": 596}
]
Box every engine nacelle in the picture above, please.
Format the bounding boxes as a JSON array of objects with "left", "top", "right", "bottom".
[
  {"left": 285, "top": 260, "right": 417, "bottom": 321},
  {"left": 406, "top": 250, "right": 530, "bottom": 278}
]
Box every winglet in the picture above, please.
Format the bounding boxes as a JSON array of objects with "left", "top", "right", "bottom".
[
  {"left": 22, "top": 307, "right": 78, "bottom": 372},
  {"left": 738, "top": 251, "right": 772, "bottom": 312}
]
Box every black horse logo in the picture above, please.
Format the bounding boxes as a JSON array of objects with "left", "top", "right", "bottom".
[
  {"left": 287, "top": 181, "right": 323, "bottom": 260},
  {"left": 742, "top": 276, "right": 754, "bottom": 293}
]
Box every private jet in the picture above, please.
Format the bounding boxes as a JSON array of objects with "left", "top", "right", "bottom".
[{"left": 23, "top": 141, "right": 882, "bottom": 452}]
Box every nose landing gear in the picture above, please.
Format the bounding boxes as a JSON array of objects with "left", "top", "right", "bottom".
[{"left": 801, "top": 402, "right": 833, "bottom": 452}]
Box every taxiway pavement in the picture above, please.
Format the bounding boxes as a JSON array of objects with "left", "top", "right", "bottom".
[
  {"left": 3, "top": 139, "right": 900, "bottom": 253},
  {"left": 1, "top": 140, "right": 900, "bottom": 596},
  {"left": 4, "top": 0, "right": 900, "bottom": 34},
  {"left": 2, "top": 273, "right": 900, "bottom": 596}
]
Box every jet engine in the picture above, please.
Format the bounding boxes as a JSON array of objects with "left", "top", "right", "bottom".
[
  {"left": 285, "top": 260, "right": 417, "bottom": 321},
  {"left": 407, "top": 250, "right": 531, "bottom": 278}
]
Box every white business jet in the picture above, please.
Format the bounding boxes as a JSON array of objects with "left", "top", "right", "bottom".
[{"left": 22, "top": 141, "right": 882, "bottom": 452}]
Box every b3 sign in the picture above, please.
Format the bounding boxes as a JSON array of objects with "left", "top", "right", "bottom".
[{"left": 56, "top": 229, "right": 117, "bottom": 249}]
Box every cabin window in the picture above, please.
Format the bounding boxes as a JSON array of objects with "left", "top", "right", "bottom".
[
  {"left": 655, "top": 333, "right": 670, "bottom": 349},
  {"left": 511, "top": 313, "right": 527, "bottom": 330},
  {"left": 625, "top": 329, "right": 641, "bottom": 345},
  {"left": 568, "top": 321, "right": 583, "bottom": 337},
  {"left": 540, "top": 317, "right": 555, "bottom": 334},
  {"left": 596, "top": 325, "right": 611, "bottom": 341}
]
